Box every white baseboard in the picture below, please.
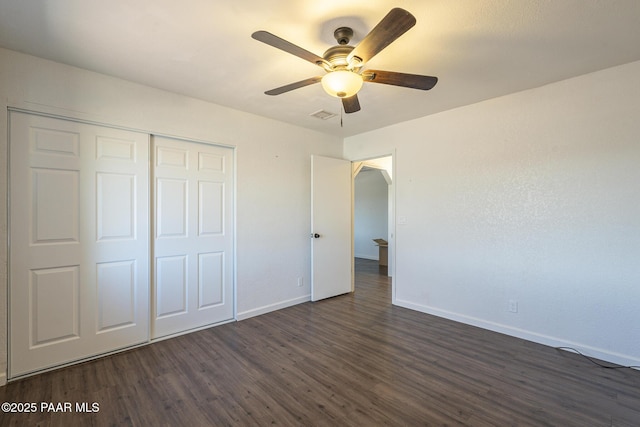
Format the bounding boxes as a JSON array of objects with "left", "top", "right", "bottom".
[
  {"left": 236, "top": 295, "right": 310, "bottom": 321},
  {"left": 395, "top": 299, "right": 640, "bottom": 370},
  {"left": 354, "top": 254, "right": 378, "bottom": 261}
]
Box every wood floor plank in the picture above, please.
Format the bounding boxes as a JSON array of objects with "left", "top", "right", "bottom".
[{"left": 1, "top": 258, "right": 639, "bottom": 426}]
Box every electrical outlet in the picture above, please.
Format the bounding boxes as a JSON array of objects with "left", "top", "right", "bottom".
[
  {"left": 297, "top": 277, "right": 303, "bottom": 287},
  {"left": 508, "top": 300, "right": 518, "bottom": 313}
]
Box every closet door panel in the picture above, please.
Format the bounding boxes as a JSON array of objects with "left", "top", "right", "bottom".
[
  {"left": 152, "top": 136, "right": 234, "bottom": 339},
  {"left": 9, "top": 112, "right": 149, "bottom": 378}
]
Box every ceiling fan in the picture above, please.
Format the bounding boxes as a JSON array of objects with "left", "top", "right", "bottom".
[{"left": 251, "top": 8, "right": 438, "bottom": 114}]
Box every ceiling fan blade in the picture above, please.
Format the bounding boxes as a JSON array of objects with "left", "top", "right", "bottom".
[
  {"left": 264, "top": 76, "right": 322, "bottom": 95},
  {"left": 362, "top": 70, "right": 438, "bottom": 90},
  {"left": 347, "top": 8, "right": 416, "bottom": 65},
  {"left": 252, "top": 30, "right": 326, "bottom": 67},
  {"left": 342, "top": 94, "right": 361, "bottom": 114}
]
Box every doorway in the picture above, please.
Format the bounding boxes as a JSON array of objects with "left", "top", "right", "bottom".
[{"left": 352, "top": 155, "right": 393, "bottom": 281}]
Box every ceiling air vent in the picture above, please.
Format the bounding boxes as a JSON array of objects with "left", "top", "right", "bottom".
[{"left": 310, "top": 110, "right": 337, "bottom": 120}]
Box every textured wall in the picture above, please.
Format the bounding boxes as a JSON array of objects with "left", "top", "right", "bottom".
[{"left": 345, "top": 61, "right": 640, "bottom": 367}]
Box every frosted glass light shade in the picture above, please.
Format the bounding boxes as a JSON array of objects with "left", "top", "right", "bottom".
[{"left": 321, "top": 71, "right": 363, "bottom": 98}]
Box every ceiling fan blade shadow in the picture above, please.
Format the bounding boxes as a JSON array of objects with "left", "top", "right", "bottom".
[
  {"left": 348, "top": 8, "right": 416, "bottom": 65},
  {"left": 252, "top": 31, "right": 326, "bottom": 67},
  {"left": 362, "top": 70, "right": 438, "bottom": 90},
  {"left": 342, "top": 95, "right": 361, "bottom": 113},
  {"left": 264, "top": 76, "right": 322, "bottom": 95}
]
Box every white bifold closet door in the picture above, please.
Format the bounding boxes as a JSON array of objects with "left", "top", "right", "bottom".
[
  {"left": 151, "top": 136, "right": 234, "bottom": 339},
  {"left": 9, "top": 112, "right": 150, "bottom": 377}
]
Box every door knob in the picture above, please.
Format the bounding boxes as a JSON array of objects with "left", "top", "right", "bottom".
[{"left": 311, "top": 233, "right": 321, "bottom": 238}]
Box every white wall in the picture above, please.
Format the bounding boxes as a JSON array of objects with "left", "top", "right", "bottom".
[
  {"left": 0, "top": 47, "right": 343, "bottom": 382},
  {"left": 354, "top": 170, "right": 388, "bottom": 260},
  {"left": 344, "top": 61, "right": 640, "bottom": 367}
]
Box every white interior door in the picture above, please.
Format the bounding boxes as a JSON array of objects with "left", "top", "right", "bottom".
[
  {"left": 9, "top": 112, "right": 149, "bottom": 377},
  {"left": 311, "top": 155, "right": 352, "bottom": 301},
  {"left": 152, "top": 136, "right": 234, "bottom": 339}
]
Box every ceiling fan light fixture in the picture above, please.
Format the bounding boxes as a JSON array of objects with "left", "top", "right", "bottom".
[{"left": 321, "top": 70, "right": 363, "bottom": 98}]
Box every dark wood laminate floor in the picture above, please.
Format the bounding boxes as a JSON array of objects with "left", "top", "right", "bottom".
[{"left": 1, "top": 258, "right": 639, "bottom": 426}]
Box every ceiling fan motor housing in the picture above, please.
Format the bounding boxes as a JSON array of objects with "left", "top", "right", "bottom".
[
  {"left": 324, "top": 27, "right": 363, "bottom": 71},
  {"left": 323, "top": 45, "right": 354, "bottom": 69}
]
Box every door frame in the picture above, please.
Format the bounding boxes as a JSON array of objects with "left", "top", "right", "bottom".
[{"left": 351, "top": 151, "right": 396, "bottom": 298}]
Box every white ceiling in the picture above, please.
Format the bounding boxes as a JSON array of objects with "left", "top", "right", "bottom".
[{"left": 1, "top": 0, "right": 639, "bottom": 137}]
